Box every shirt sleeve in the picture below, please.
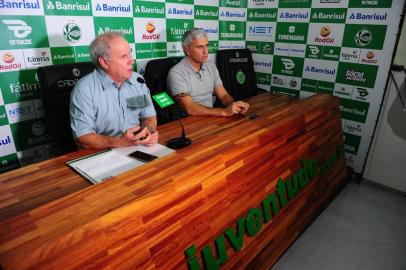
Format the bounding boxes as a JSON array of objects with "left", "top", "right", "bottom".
[
  {"left": 69, "top": 80, "right": 96, "bottom": 139},
  {"left": 212, "top": 63, "right": 223, "bottom": 88},
  {"left": 167, "top": 66, "right": 190, "bottom": 97}
]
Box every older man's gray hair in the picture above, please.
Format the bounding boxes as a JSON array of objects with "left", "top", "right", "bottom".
[
  {"left": 90, "top": 31, "right": 124, "bottom": 69},
  {"left": 181, "top": 28, "right": 208, "bottom": 48}
]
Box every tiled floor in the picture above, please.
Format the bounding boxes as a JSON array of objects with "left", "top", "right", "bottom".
[{"left": 272, "top": 182, "right": 406, "bottom": 270}]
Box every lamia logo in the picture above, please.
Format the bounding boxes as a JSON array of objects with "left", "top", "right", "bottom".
[
  {"left": 314, "top": 26, "right": 334, "bottom": 44},
  {"left": 279, "top": 11, "right": 309, "bottom": 19},
  {"left": 345, "top": 69, "right": 366, "bottom": 82},
  {"left": 281, "top": 58, "right": 295, "bottom": 70},
  {"left": 63, "top": 23, "right": 81, "bottom": 43},
  {"left": 0, "top": 0, "right": 40, "bottom": 9},
  {"left": 143, "top": 22, "right": 160, "bottom": 40},
  {"left": 355, "top": 29, "right": 372, "bottom": 47},
  {"left": 349, "top": 12, "right": 387, "bottom": 21},
  {"left": 167, "top": 7, "right": 193, "bottom": 16},
  {"left": 95, "top": 3, "right": 130, "bottom": 12},
  {"left": 47, "top": 0, "right": 90, "bottom": 11},
  {"left": 346, "top": 123, "right": 362, "bottom": 134},
  {"left": 2, "top": 20, "right": 31, "bottom": 38},
  {"left": 341, "top": 50, "right": 359, "bottom": 61},
  {"left": 305, "top": 65, "right": 336, "bottom": 75},
  {"left": 27, "top": 50, "right": 50, "bottom": 65}
]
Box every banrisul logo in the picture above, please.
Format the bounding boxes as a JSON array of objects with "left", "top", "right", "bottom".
[
  {"left": 95, "top": 3, "right": 130, "bottom": 13},
  {"left": 336, "top": 62, "right": 378, "bottom": 88},
  {"left": 94, "top": 17, "right": 134, "bottom": 42},
  {"left": 303, "top": 59, "right": 337, "bottom": 82},
  {"left": 194, "top": 5, "right": 218, "bottom": 20},
  {"left": 166, "top": 3, "right": 194, "bottom": 19},
  {"left": 275, "top": 23, "right": 308, "bottom": 44},
  {"left": 219, "top": 7, "right": 246, "bottom": 20},
  {"left": 63, "top": 23, "right": 81, "bottom": 43},
  {"left": 0, "top": 0, "right": 42, "bottom": 15},
  {"left": 339, "top": 98, "right": 369, "bottom": 123},
  {"left": 310, "top": 8, "right": 346, "bottom": 23},
  {"left": 248, "top": 8, "right": 277, "bottom": 22},
  {"left": 133, "top": 2, "right": 165, "bottom": 18},
  {"left": 278, "top": 9, "right": 310, "bottom": 22},
  {"left": 348, "top": 11, "right": 388, "bottom": 23},
  {"left": 343, "top": 24, "right": 386, "bottom": 50},
  {"left": 45, "top": 0, "right": 92, "bottom": 16}
]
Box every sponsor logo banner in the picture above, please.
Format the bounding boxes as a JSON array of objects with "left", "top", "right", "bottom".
[
  {"left": 166, "top": 0, "right": 193, "bottom": 4},
  {"left": 194, "top": 5, "right": 219, "bottom": 20},
  {"left": 279, "top": 0, "right": 311, "bottom": 8},
  {"left": 219, "top": 40, "right": 245, "bottom": 50},
  {"left": 194, "top": 20, "right": 219, "bottom": 40},
  {"left": 0, "top": 0, "right": 43, "bottom": 15},
  {"left": 134, "top": 18, "right": 166, "bottom": 43},
  {"left": 208, "top": 41, "right": 218, "bottom": 54},
  {"left": 135, "top": 42, "right": 167, "bottom": 59},
  {"left": 340, "top": 47, "right": 360, "bottom": 63},
  {"left": 219, "top": 21, "right": 246, "bottom": 40},
  {"left": 359, "top": 49, "right": 380, "bottom": 65},
  {"left": 23, "top": 48, "right": 52, "bottom": 68},
  {"left": 334, "top": 83, "right": 353, "bottom": 98},
  {"left": 301, "top": 78, "right": 318, "bottom": 92},
  {"left": 0, "top": 105, "right": 8, "bottom": 125},
  {"left": 165, "top": 3, "right": 194, "bottom": 20},
  {"left": 74, "top": 46, "right": 91, "bottom": 62},
  {"left": 17, "top": 145, "right": 47, "bottom": 166},
  {"left": 272, "top": 55, "right": 304, "bottom": 77},
  {"left": 274, "top": 43, "right": 306, "bottom": 57},
  {"left": 247, "top": 0, "right": 278, "bottom": 9},
  {"left": 336, "top": 62, "right": 378, "bottom": 88},
  {"left": 307, "top": 23, "right": 345, "bottom": 47},
  {"left": 0, "top": 49, "right": 25, "bottom": 73},
  {"left": 311, "top": 0, "right": 349, "bottom": 8},
  {"left": 0, "top": 125, "right": 17, "bottom": 157},
  {"left": 275, "top": 22, "right": 308, "bottom": 44},
  {"left": 277, "top": 8, "right": 310, "bottom": 23},
  {"left": 271, "top": 74, "right": 286, "bottom": 87},
  {"left": 342, "top": 24, "right": 387, "bottom": 50},
  {"left": 256, "top": 72, "right": 271, "bottom": 87},
  {"left": 339, "top": 97, "right": 369, "bottom": 123},
  {"left": 306, "top": 45, "right": 322, "bottom": 59},
  {"left": 352, "top": 86, "right": 372, "bottom": 102},
  {"left": 166, "top": 19, "right": 193, "bottom": 42},
  {"left": 0, "top": 16, "right": 48, "bottom": 49},
  {"left": 51, "top": 46, "right": 75, "bottom": 64},
  {"left": 44, "top": 0, "right": 92, "bottom": 16},
  {"left": 10, "top": 118, "right": 51, "bottom": 151},
  {"left": 92, "top": 0, "right": 132, "bottom": 17},
  {"left": 347, "top": 8, "right": 389, "bottom": 24},
  {"left": 348, "top": 0, "right": 392, "bottom": 8},
  {"left": 344, "top": 120, "right": 364, "bottom": 136},
  {"left": 321, "top": 46, "right": 340, "bottom": 61},
  {"left": 0, "top": 70, "right": 40, "bottom": 103},
  {"left": 285, "top": 75, "right": 302, "bottom": 90},
  {"left": 310, "top": 8, "right": 347, "bottom": 23},
  {"left": 271, "top": 86, "right": 300, "bottom": 97},
  {"left": 219, "top": 7, "right": 247, "bottom": 21},
  {"left": 45, "top": 16, "right": 95, "bottom": 47},
  {"left": 220, "top": 0, "right": 248, "bottom": 8},
  {"left": 303, "top": 58, "right": 338, "bottom": 82},
  {"left": 5, "top": 100, "right": 37, "bottom": 124},
  {"left": 133, "top": 1, "right": 165, "bottom": 18},
  {"left": 252, "top": 53, "right": 272, "bottom": 73},
  {"left": 317, "top": 80, "right": 335, "bottom": 94},
  {"left": 246, "top": 21, "right": 276, "bottom": 42},
  {"left": 247, "top": 8, "right": 277, "bottom": 21},
  {"left": 343, "top": 132, "right": 361, "bottom": 155},
  {"left": 94, "top": 17, "right": 134, "bottom": 43},
  {"left": 246, "top": 41, "right": 274, "bottom": 55}
]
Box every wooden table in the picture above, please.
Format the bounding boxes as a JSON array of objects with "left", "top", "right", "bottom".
[{"left": 0, "top": 92, "right": 347, "bottom": 270}]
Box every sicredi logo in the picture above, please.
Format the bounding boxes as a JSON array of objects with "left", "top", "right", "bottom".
[
  {"left": 95, "top": 3, "right": 130, "bottom": 13},
  {"left": 63, "top": 23, "right": 81, "bottom": 43},
  {"left": 281, "top": 58, "right": 295, "bottom": 70},
  {"left": 143, "top": 22, "right": 160, "bottom": 40},
  {"left": 47, "top": 1, "right": 90, "bottom": 11},
  {"left": 355, "top": 29, "right": 372, "bottom": 46},
  {"left": 315, "top": 26, "right": 334, "bottom": 43},
  {"left": 2, "top": 20, "right": 31, "bottom": 38},
  {"left": 0, "top": 0, "right": 41, "bottom": 10}
]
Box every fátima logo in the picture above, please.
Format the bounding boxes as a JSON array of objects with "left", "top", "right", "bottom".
[{"left": 63, "top": 23, "right": 81, "bottom": 43}]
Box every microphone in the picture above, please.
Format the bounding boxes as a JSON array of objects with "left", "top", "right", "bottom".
[{"left": 166, "top": 118, "right": 191, "bottom": 149}]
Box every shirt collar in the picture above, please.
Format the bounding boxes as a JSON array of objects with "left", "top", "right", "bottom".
[
  {"left": 184, "top": 57, "right": 206, "bottom": 73},
  {"left": 96, "top": 68, "right": 133, "bottom": 90}
]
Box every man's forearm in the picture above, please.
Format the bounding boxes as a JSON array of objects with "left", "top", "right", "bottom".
[{"left": 76, "top": 133, "right": 125, "bottom": 150}]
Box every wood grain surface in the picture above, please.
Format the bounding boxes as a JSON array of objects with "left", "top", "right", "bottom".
[{"left": 0, "top": 92, "right": 347, "bottom": 270}]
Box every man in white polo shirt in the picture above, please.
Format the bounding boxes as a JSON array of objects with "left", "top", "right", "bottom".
[{"left": 167, "top": 28, "right": 249, "bottom": 117}]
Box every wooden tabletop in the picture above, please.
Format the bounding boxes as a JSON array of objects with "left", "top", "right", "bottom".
[{"left": 0, "top": 92, "right": 346, "bottom": 270}]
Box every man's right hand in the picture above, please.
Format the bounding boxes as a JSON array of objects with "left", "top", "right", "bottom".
[{"left": 223, "top": 101, "right": 250, "bottom": 116}]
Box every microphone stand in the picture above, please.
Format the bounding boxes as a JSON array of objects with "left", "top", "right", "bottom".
[{"left": 166, "top": 119, "right": 192, "bottom": 149}]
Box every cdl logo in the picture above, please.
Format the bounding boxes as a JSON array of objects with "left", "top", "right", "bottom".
[{"left": 248, "top": 26, "right": 273, "bottom": 35}]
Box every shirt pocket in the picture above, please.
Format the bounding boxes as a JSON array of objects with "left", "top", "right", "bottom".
[{"left": 127, "top": 95, "right": 150, "bottom": 109}]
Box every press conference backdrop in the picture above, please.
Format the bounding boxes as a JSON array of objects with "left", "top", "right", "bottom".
[{"left": 0, "top": 0, "right": 404, "bottom": 174}]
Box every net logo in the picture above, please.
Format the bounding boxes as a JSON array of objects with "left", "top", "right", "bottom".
[
  {"left": 248, "top": 26, "right": 273, "bottom": 35},
  {"left": 0, "top": 52, "right": 22, "bottom": 71},
  {"left": 354, "top": 29, "right": 372, "bottom": 47},
  {"left": 143, "top": 22, "right": 160, "bottom": 40},
  {"left": 46, "top": 1, "right": 90, "bottom": 11},
  {"left": 314, "top": 26, "right": 334, "bottom": 44},
  {"left": 95, "top": 3, "right": 130, "bottom": 12},
  {"left": 7, "top": 104, "right": 33, "bottom": 118},
  {"left": 0, "top": 0, "right": 40, "bottom": 9},
  {"left": 281, "top": 58, "right": 295, "bottom": 70},
  {"left": 2, "top": 20, "right": 31, "bottom": 38},
  {"left": 63, "top": 23, "right": 81, "bottom": 43},
  {"left": 345, "top": 69, "right": 366, "bottom": 82}
]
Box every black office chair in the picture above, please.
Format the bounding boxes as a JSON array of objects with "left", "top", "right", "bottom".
[
  {"left": 216, "top": 49, "right": 259, "bottom": 101},
  {"left": 38, "top": 62, "right": 94, "bottom": 155},
  {"left": 144, "top": 57, "right": 188, "bottom": 125}
]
